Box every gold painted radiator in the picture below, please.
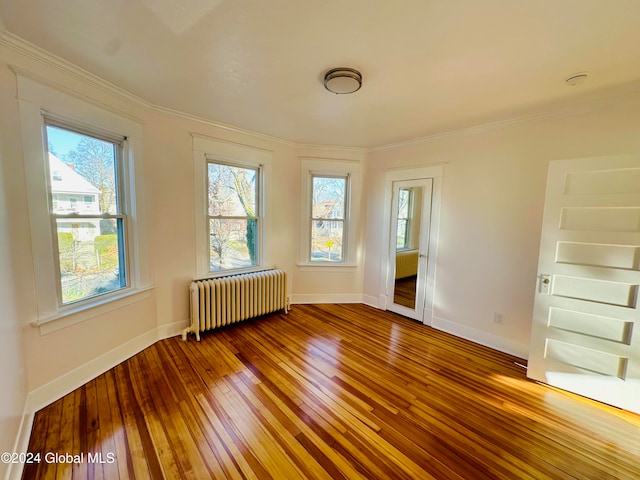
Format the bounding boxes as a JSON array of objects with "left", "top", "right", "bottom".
[
  {"left": 395, "top": 250, "right": 419, "bottom": 279},
  {"left": 182, "top": 269, "right": 289, "bottom": 341}
]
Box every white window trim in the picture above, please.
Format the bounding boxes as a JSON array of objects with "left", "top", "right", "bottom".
[
  {"left": 378, "top": 164, "right": 444, "bottom": 314},
  {"left": 193, "top": 134, "right": 272, "bottom": 279},
  {"left": 17, "top": 74, "right": 151, "bottom": 331},
  {"left": 298, "top": 157, "right": 362, "bottom": 268}
]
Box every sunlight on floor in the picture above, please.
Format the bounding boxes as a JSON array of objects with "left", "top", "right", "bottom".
[{"left": 490, "top": 372, "right": 640, "bottom": 456}]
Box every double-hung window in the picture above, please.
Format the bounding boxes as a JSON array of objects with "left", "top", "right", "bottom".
[
  {"left": 18, "top": 74, "right": 149, "bottom": 331},
  {"left": 310, "top": 174, "right": 349, "bottom": 262},
  {"left": 207, "top": 160, "right": 261, "bottom": 272},
  {"left": 193, "top": 135, "right": 271, "bottom": 278},
  {"left": 299, "top": 156, "right": 362, "bottom": 267},
  {"left": 45, "top": 121, "right": 129, "bottom": 305}
]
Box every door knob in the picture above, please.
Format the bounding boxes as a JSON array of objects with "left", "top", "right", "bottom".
[{"left": 538, "top": 274, "right": 551, "bottom": 294}]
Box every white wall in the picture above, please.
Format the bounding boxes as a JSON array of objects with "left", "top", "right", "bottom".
[
  {"left": 0, "top": 58, "right": 28, "bottom": 480},
  {"left": 364, "top": 94, "right": 640, "bottom": 358}
]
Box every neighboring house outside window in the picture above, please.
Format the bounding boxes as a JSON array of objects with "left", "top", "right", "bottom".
[
  {"left": 310, "top": 174, "right": 348, "bottom": 262},
  {"left": 298, "top": 156, "right": 362, "bottom": 268},
  {"left": 49, "top": 153, "right": 101, "bottom": 241},
  {"left": 46, "top": 124, "right": 128, "bottom": 305}
]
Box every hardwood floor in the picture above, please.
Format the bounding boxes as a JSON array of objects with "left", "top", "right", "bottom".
[
  {"left": 23, "top": 304, "right": 640, "bottom": 479},
  {"left": 394, "top": 276, "right": 417, "bottom": 308}
]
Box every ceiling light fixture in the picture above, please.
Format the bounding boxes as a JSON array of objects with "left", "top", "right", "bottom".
[
  {"left": 324, "top": 67, "right": 362, "bottom": 94},
  {"left": 565, "top": 73, "right": 588, "bottom": 86}
]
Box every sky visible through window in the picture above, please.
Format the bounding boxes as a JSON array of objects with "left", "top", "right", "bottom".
[{"left": 47, "top": 127, "right": 82, "bottom": 157}]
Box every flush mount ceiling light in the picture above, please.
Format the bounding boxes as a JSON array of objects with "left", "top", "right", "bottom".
[
  {"left": 565, "top": 73, "right": 588, "bottom": 86},
  {"left": 324, "top": 67, "right": 362, "bottom": 94}
]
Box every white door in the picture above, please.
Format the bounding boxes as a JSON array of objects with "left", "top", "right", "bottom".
[
  {"left": 387, "top": 178, "right": 433, "bottom": 322},
  {"left": 528, "top": 156, "right": 640, "bottom": 414}
]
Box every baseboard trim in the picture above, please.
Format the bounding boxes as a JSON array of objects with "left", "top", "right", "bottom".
[
  {"left": 432, "top": 315, "right": 529, "bottom": 359},
  {"left": 362, "top": 294, "right": 382, "bottom": 309},
  {"left": 5, "top": 405, "right": 34, "bottom": 480},
  {"left": 26, "top": 329, "right": 158, "bottom": 414},
  {"left": 157, "top": 320, "right": 189, "bottom": 340},
  {"left": 291, "top": 293, "right": 363, "bottom": 304}
]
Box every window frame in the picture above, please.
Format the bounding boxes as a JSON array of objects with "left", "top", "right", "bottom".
[
  {"left": 298, "top": 156, "right": 362, "bottom": 268},
  {"left": 44, "top": 118, "right": 130, "bottom": 306},
  {"left": 206, "top": 158, "right": 263, "bottom": 273},
  {"left": 193, "top": 135, "right": 272, "bottom": 280},
  {"left": 308, "top": 173, "right": 350, "bottom": 263},
  {"left": 17, "top": 73, "right": 151, "bottom": 332}
]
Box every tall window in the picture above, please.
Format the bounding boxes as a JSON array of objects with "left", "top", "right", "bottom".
[
  {"left": 45, "top": 123, "right": 127, "bottom": 305},
  {"left": 207, "top": 161, "right": 261, "bottom": 271},
  {"left": 310, "top": 174, "right": 348, "bottom": 262}
]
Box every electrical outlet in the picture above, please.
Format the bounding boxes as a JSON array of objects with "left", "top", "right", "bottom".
[{"left": 494, "top": 312, "right": 504, "bottom": 325}]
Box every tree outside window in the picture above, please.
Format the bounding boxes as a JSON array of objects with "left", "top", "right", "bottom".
[{"left": 207, "top": 162, "right": 260, "bottom": 271}]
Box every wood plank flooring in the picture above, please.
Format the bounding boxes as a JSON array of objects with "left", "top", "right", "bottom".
[
  {"left": 23, "top": 304, "right": 640, "bottom": 479},
  {"left": 394, "top": 276, "right": 417, "bottom": 308}
]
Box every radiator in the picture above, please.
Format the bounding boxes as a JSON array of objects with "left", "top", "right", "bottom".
[
  {"left": 182, "top": 269, "right": 289, "bottom": 341},
  {"left": 395, "top": 250, "right": 419, "bottom": 279}
]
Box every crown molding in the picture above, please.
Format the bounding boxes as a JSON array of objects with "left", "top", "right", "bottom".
[
  {"left": 10, "top": 64, "right": 147, "bottom": 127},
  {"left": 1, "top": 31, "right": 151, "bottom": 108},
  {"left": 371, "top": 84, "right": 640, "bottom": 153},
  {"left": 191, "top": 132, "right": 275, "bottom": 155},
  {"left": 156, "top": 104, "right": 294, "bottom": 147},
  {"left": 0, "top": 31, "right": 295, "bottom": 147},
  {"left": 295, "top": 143, "right": 368, "bottom": 153},
  {"left": 3, "top": 30, "right": 640, "bottom": 154},
  {"left": 369, "top": 108, "right": 587, "bottom": 153},
  {"left": 295, "top": 143, "right": 368, "bottom": 162}
]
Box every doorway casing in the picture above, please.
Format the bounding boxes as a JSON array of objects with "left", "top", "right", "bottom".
[{"left": 379, "top": 165, "right": 443, "bottom": 325}]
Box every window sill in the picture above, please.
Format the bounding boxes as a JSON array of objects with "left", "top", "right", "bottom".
[
  {"left": 296, "top": 262, "right": 358, "bottom": 272},
  {"left": 32, "top": 286, "right": 155, "bottom": 335}
]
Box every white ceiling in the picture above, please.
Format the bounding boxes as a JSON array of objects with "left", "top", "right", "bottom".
[{"left": 1, "top": 0, "right": 640, "bottom": 148}]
